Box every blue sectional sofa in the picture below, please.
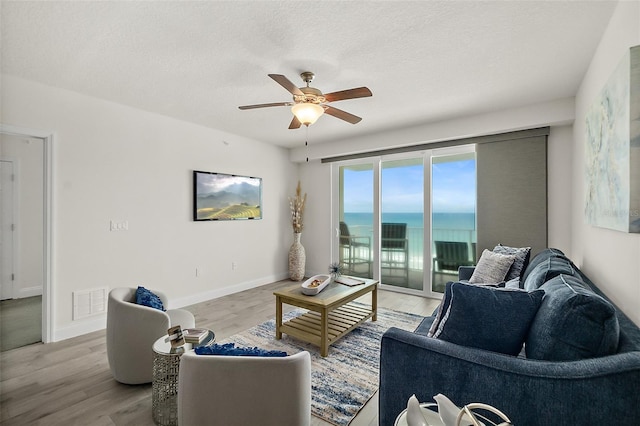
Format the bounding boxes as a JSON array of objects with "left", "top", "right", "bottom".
[{"left": 379, "top": 248, "right": 640, "bottom": 425}]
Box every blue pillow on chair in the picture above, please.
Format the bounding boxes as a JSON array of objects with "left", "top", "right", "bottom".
[
  {"left": 428, "top": 281, "right": 544, "bottom": 356},
  {"left": 135, "top": 286, "right": 165, "bottom": 311},
  {"left": 195, "top": 343, "right": 288, "bottom": 357}
]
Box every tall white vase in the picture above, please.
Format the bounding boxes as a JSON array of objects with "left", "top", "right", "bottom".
[{"left": 288, "top": 232, "right": 306, "bottom": 281}]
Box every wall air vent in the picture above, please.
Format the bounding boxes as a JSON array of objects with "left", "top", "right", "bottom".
[{"left": 73, "top": 287, "right": 108, "bottom": 320}]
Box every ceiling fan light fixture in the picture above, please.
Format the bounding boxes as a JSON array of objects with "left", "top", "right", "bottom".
[{"left": 291, "top": 103, "right": 324, "bottom": 126}]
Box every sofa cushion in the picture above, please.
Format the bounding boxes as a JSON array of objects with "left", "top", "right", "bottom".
[
  {"left": 428, "top": 282, "right": 544, "bottom": 356},
  {"left": 135, "top": 286, "right": 165, "bottom": 311},
  {"left": 195, "top": 342, "right": 287, "bottom": 357},
  {"left": 521, "top": 248, "right": 566, "bottom": 285},
  {"left": 525, "top": 274, "right": 620, "bottom": 361},
  {"left": 469, "top": 249, "right": 516, "bottom": 284},
  {"left": 493, "top": 244, "right": 531, "bottom": 284},
  {"left": 414, "top": 316, "right": 436, "bottom": 336},
  {"left": 523, "top": 255, "right": 576, "bottom": 291}
]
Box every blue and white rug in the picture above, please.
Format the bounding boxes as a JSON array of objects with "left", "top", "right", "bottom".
[{"left": 218, "top": 304, "right": 423, "bottom": 425}]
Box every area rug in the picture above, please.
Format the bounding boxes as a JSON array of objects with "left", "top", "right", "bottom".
[{"left": 218, "top": 304, "right": 423, "bottom": 425}]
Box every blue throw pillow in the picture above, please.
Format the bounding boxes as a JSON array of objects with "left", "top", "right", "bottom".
[
  {"left": 428, "top": 281, "right": 544, "bottom": 356},
  {"left": 195, "top": 342, "right": 288, "bottom": 357},
  {"left": 427, "top": 281, "right": 454, "bottom": 337},
  {"left": 525, "top": 274, "right": 619, "bottom": 361},
  {"left": 135, "top": 286, "right": 165, "bottom": 311}
]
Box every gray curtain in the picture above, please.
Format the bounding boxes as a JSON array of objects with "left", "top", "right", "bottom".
[{"left": 476, "top": 134, "right": 548, "bottom": 259}]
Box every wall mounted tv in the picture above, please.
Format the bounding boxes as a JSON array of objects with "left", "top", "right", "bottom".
[{"left": 193, "top": 170, "right": 262, "bottom": 221}]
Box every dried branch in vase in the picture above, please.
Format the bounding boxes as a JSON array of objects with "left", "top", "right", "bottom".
[{"left": 289, "top": 181, "right": 307, "bottom": 233}]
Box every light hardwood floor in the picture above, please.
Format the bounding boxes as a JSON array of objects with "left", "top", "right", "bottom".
[{"left": 0, "top": 280, "right": 439, "bottom": 426}]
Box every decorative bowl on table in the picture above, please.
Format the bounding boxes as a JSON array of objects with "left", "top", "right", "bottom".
[{"left": 301, "top": 274, "right": 331, "bottom": 295}]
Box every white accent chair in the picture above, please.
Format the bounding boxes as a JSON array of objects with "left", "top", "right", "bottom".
[
  {"left": 177, "top": 350, "right": 312, "bottom": 426},
  {"left": 106, "top": 287, "right": 195, "bottom": 384}
]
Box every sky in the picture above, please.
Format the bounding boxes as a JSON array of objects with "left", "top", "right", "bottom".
[
  {"left": 343, "top": 158, "right": 476, "bottom": 213},
  {"left": 196, "top": 172, "right": 260, "bottom": 195}
]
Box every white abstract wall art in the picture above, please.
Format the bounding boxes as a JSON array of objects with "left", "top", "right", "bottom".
[{"left": 585, "top": 45, "right": 640, "bottom": 233}]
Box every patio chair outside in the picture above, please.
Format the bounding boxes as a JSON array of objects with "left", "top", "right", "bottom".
[
  {"left": 339, "top": 221, "right": 372, "bottom": 277},
  {"left": 432, "top": 241, "right": 475, "bottom": 290},
  {"left": 381, "top": 223, "right": 409, "bottom": 285}
]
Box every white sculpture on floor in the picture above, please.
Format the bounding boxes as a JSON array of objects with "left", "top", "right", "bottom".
[
  {"left": 434, "top": 393, "right": 512, "bottom": 426},
  {"left": 403, "top": 394, "right": 512, "bottom": 426},
  {"left": 406, "top": 394, "right": 429, "bottom": 426},
  {"left": 433, "top": 394, "right": 478, "bottom": 426}
]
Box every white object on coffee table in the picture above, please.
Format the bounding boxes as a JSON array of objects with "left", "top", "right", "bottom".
[
  {"left": 334, "top": 275, "right": 365, "bottom": 286},
  {"left": 301, "top": 274, "right": 331, "bottom": 295}
]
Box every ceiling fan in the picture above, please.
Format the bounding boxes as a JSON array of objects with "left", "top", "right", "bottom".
[{"left": 238, "top": 72, "right": 372, "bottom": 129}]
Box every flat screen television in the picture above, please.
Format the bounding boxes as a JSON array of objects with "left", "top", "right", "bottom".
[{"left": 193, "top": 170, "right": 262, "bottom": 221}]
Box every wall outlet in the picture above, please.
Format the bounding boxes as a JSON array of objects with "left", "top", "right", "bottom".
[
  {"left": 232, "top": 261, "right": 237, "bottom": 270},
  {"left": 110, "top": 220, "right": 129, "bottom": 231}
]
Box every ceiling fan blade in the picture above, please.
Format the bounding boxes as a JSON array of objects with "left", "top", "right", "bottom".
[
  {"left": 324, "top": 106, "right": 362, "bottom": 124},
  {"left": 324, "top": 87, "right": 372, "bottom": 103},
  {"left": 288, "top": 116, "right": 302, "bottom": 129},
  {"left": 238, "top": 102, "right": 293, "bottom": 110},
  {"left": 269, "top": 74, "right": 304, "bottom": 96}
]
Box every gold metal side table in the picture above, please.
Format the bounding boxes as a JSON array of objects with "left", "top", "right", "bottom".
[{"left": 151, "top": 329, "right": 215, "bottom": 426}]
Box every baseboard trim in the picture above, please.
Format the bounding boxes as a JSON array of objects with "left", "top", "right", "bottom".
[
  {"left": 53, "top": 315, "right": 107, "bottom": 342},
  {"left": 18, "top": 285, "right": 43, "bottom": 298},
  {"left": 169, "top": 272, "right": 290, "bottom": 310},
  {"left": 51, "top": 273, "right": 291, "bottom": 342}
]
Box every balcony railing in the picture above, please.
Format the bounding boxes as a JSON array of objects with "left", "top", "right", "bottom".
[{"left": 345, "top": 225, "right": 476, "bottom": 271}]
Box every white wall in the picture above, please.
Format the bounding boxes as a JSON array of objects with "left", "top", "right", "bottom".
[
  {"left": 572, "top": 1, "right": 640, "bottom": 326},
  {"left": 0, "top": 133, "right": 44, "bottom": 297},
  {"left": 297, "top": 159, "right": 334, "bottom": 277},
  {"left": 1, "top": 75, "right": 297, "bottom": 341},
  {"left": 547, "top": 125, "right": 573, "bottom": 253}
]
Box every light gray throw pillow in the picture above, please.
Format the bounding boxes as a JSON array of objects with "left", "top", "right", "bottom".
[{"left": 469, "top": 249, "right": 516, "bottom": 284}]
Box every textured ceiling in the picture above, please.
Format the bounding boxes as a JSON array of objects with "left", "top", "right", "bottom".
[{"left": 1, "top": 1, "right": 617, "bottom": 148}]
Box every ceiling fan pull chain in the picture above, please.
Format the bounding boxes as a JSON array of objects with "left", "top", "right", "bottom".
[{"left": 305, "top": 126, "right": 309, "bottom": 162}]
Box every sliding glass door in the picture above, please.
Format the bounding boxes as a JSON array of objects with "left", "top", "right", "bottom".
[
  {"left": 333, "top": 146, "right": 476, "bottom": 297},
  {"left": 381, "top": 158, "right": 424, "bottom": 290},
  {"left": 430, "top": 150, "right": 477, "bottom": 293},
  {"left": 338, "top": 163, "right": 374, "bottom": 279}
]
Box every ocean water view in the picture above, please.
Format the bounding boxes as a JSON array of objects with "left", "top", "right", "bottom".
[{"left": 343, "top": 212, "right": 475, "bottom": 232}]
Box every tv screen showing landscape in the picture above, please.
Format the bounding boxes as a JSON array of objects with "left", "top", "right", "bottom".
[{"left": 193, "top": 170, "right": 262, "bottom": 221}]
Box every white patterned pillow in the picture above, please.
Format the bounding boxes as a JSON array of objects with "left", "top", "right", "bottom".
[{"left": 469, "top": 249, "right": 516, "bottom": 284}]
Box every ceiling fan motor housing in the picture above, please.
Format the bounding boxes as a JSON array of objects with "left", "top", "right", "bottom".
[{"left": 295, "top": 87, "right": 326, "bottom": 104}]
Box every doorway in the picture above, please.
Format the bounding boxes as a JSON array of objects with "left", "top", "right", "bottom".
[{"left": 0, "top": 127, "right": 52, "bottom": 349}]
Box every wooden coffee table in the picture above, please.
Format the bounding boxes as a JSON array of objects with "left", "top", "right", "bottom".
[{"left": 274, "top": 277, "right": 378, "bottom": 357}]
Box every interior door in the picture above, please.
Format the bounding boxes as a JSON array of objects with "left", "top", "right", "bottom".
[{"left": 0, "top": 160, "right": 14, "bottom": 300}]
